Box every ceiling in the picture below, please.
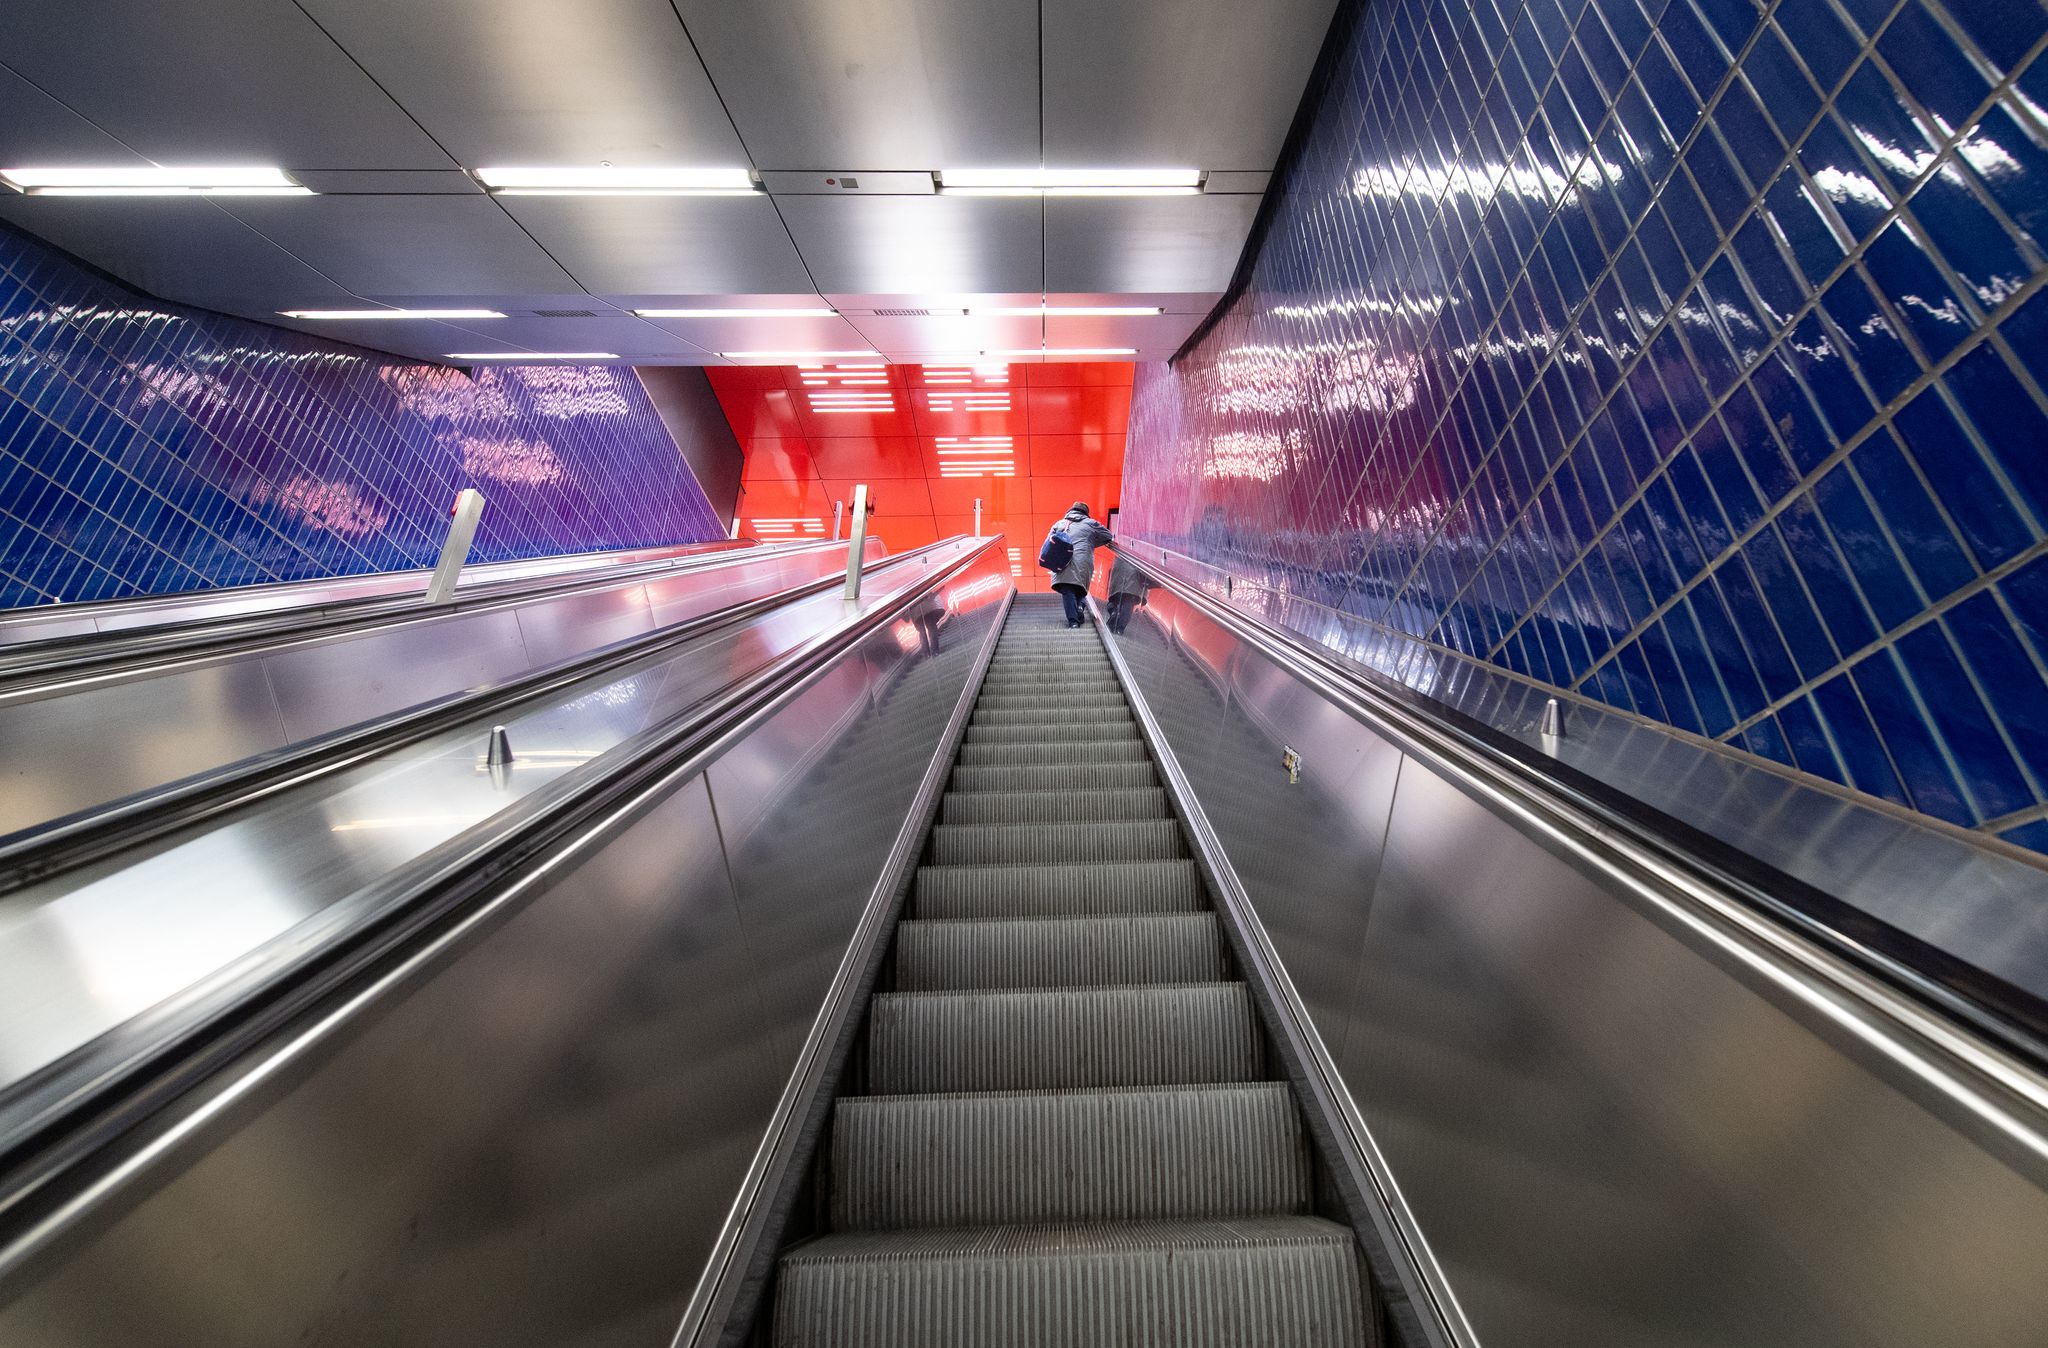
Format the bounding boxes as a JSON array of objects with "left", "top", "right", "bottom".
[
  {"left": 712, "top": 360, "right": 1130, "bottom": 581},
  {"left": 0, "top": 0, "right": 1339, "bottom": 366}
]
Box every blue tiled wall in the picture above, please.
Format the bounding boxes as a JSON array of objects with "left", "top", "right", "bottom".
[
  {"left": 0, "top": 223, "right": 724, "bottom": 608},
  {"left": 1123, "top": 0, "right": 2048, "bottom": 853}
]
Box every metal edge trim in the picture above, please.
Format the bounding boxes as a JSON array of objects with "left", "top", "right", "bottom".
[
  {"left": 670, "top": 583, "right": 1017, "bottom": 1348},
  {"left": 1083, "top": 594, "right": 1476, "bottom": 1348}
]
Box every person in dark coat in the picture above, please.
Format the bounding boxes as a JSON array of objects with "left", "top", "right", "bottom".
[
  {"left": 1105, "top": 549, "right": 1150, "bottom": 634},
  {"left": 1046, "top": 502, "right": 1113, "bottom": 628}
]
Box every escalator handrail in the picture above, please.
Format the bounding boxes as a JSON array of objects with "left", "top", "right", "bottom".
[
  {"left": 0, "top": 540, "right": 954, "bottom": 899},
  {"left": 0, "top": 535, "right": 1006, "bottom": 1256},
  {"left": 0, "top": 536, "right": 864, "bottom": 695},
  {"left": 1108, "top": 546, "right": 2048, "bottom": 1122}
]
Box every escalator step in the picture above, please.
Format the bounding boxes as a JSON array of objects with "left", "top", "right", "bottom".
[
  {"left": 947, "top": 762, "right": 1158, "bottom": 793},
  {"left": 868, "top": 983, "right": 1261, "bottom": 1092},
  {"left": 956, "top": 740, "right": 1151, "bottom": 766},
  {"left": 894, "top": 914, "right": 1227, "bottom": 990},
  {"left": 927, "top": 819, "right": 1185, "bottom": 865},
  {"left": 963, "top": 721, "right": 1140, "bottom": 745},
  {"left": 773, "top": 1217, "right": 1366, "bottom": 1348},
  {"left": 831, "top": 1083, "right": 1310, "bottom": 1229},
  {"left": 974, "top": 692, "right": 1129, "bottom": 711},
  {"left": 937, "top": 786, "right": 1168, "bottom": 825},
  {"left": 970, "top": 705, "right": 1132, "bottom": 728},
  {"left": 911, "top": 859, "right": 1206, "bottom": 918}
]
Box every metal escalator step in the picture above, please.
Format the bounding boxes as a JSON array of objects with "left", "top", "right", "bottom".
[
  {"left": 978, "top": 673, "right": 1118, "bottom": 692},
  {"left": 975, "top": 691, "right": 1129, "bottom": 709},
  {"left": 970, "top": 705, "right": 1132, "bottom": 727},
  {"left": 938, "top": 786, "right": 1168, "bottom": 825},
  {"left": 773, "top": 1217, "right": 1366, "bottom": 1348},
  {"left": 911, "top": 860, "right": 1206, "bottom": 918},
  {"left": 867, "top": 983, "right": 1261, "bottom": 1092},
  {"left": 955, "top": 740, "right": 1151, "bottom": 766},
  {"left": 948, "top": 762, "right": 1158, "bottom": 793},
  {"left": 927, "top": 819, "right": 1185, "bottom": 865},
  {"left": 831, "top": 1083, "right": 1310, "bottom": 1229},
  {"left": 894, "top": 914, "right": 1227, "bottom": 990},
  {"left": 963, "top": 721, "right": 1140, "bottom": 745}
]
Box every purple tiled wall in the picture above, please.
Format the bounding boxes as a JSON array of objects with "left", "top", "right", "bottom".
[
  {"left": 0, "top": 222, "right": 724, "bottom": 608},
  {"left": 1122, "top": 0, "right": 2048, "bottom": 854}
]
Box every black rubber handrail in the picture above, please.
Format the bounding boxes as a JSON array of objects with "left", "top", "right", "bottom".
[
  {"left": 0, "top": 539, "right": 951, "bottom": 898},
  {"left": 0, "top": 536, "right": 1006, "bottom": 1250},
  {"left": 0, "top": 536, "right": 854, "bottom": 693},
  {"left": 1110, "top": 547, "right": 2048, "bottom": 1073}
]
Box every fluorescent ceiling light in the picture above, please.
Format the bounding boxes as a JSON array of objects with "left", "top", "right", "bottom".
[
  {"left": 447, "top": 352, "right": 617, "bottom": 360},
  {"left": 635, "top": 307, "right": 837, "bottom": 318},
  {"left": 722, "top": 349, "right": 879, "bottom": 359},
  {"left": 939, "top": 168, "right": 1200, "bottom": 196},
  {"left": 967, "top": 305, "right": 1165, "bottom": 317},
  {"left": 475, "top": 166, "right": 756, "bottom": 195},
  {"left": 283, "top": 308, "right": 504, "bottom": 320},
  {"left": 1, "top": 165, "right": 309, "bottom": 196},
  {"left": 985, "top": 347, "right": 1138, "bottom": 357}
]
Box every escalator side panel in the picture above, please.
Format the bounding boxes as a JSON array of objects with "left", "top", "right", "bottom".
[{"left": 1108, "top": 577, "right": 2048, "bottom": 1348}]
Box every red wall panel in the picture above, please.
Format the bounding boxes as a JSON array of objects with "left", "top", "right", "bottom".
[{"left": 707, "top": 362, "right": 1135, "bottom": 588}]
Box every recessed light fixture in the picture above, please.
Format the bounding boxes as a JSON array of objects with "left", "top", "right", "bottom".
[
  {"left": 474, "top": 166, "right": 757, "bottom": 196},
  {"left": 985, "top": 347, "right": 1139, "bottom": 357},
  {"left": 0, "top": 165, "right": 310, "bottom": 196},
  {"left": 966, "top": 305, "right": 1165, "bottom": 317},
  {"left": 938, "top": 168, "right": 1201, "bottom": 197},
  {"left": 447, "top": 352, "right": 618, "bottom": 361},
  {"left": 721, "top": 349, "right": 880, "bottom": 360},
  {"left": 635, "top": 307, "right": 838, "bottom": 318},
  {"left": 283, "top": 308, "right": 505, "bottom": 320}
]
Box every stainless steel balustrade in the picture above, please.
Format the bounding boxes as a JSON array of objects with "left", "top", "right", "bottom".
[
  {"left": 1088, "top": 552, "right": 2048, "bottom": 1348},
  {"left": 0, "top": 536, "right": 885, "bottom": 836},
  {"left": 0, "top": 539, "right": 757, "bottom": 647},
  {"left": 0, "top": 537, "right": 1013, "bottom": 1348}
]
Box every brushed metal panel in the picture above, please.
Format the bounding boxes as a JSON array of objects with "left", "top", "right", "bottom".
[
  {"left": 299, "top": 0, "right": 746, "bottom": 166},
  {"left": 1041, "top": 311, "right": 1208, "bottom": 356},
  {"left": 262, "top": 608, "right": 532, "bottom": 742},
  {"left": 0, "top": 197, "right": 358, "bottom": 313},
  {"left": 635, "top": 314, "right": 873, "bottom": 354},
  {"left": 219, "top": 196, "right": 579, "bottom": 298},
  {"left": 0, "top": 774, "right": 784, "bottom": 1348},
  {"left": 671, "top": 0, "right": 1038, "bottom": 166},
  {"left": 1043, "top": 194, "right": 1262, "bottom": 294},
  {"left": 0, "top": 61, "right": 138, "bottom": 163},
  {"left": 495, "top": 195, "right": 817, "bottom": 297},
  {"left": 0, "top": 662, "right": 288, "bottom": 837},
  {"left": 1342, "top": 762, "right": 2048, "bottom": 1347},
  {"left": 0, "top": 0, "right": 451, "bottom": 167},
  {"left": 776, "top": 195, "right": 1045, "bottom": 297},
  {"left": 1042, "top": 0, "right": 1339, "bottom": 166},
  {"left": 510, "top": 583, "right": 658, "bottom": 668}
]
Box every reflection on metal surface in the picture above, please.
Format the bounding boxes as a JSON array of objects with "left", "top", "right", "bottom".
[
  {"left": 0, "top": 543, "right": 1012, "bottom": 1347},
  {"left": 1102, "top": 563, "right": 2048, "bottom": 1348}
]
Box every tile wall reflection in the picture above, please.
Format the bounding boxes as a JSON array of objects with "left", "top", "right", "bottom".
[
  {"left": 0, "top": 222, "right": 723, "bottom": 608},
  {"left": 1122, "top": 0, "right": 2048, "bottom": 854}
]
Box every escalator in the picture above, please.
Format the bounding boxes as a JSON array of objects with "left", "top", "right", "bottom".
[
  {"left": 773, "top": 597, "right": 1368, "bottom": 1346},
  {"left": 2, "top": 543, "right": 2046, "bottom": 1348}
]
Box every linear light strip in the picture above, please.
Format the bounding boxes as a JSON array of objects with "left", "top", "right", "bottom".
[
  {"left": 636, "top": 307, "right": 837, "bottom": 318},
  {"left": 447, "top": 352, "right": 618, "bottom": 360},
  {"left": 284, "top": 308, "right": 505, "bottom": 320}
]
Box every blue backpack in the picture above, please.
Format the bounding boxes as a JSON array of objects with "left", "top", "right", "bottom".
[{"left": 1038, "top": 527, "right": 1075, "bottom": 573}]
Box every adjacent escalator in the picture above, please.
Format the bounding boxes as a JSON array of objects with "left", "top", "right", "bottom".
[{"left": 771, "top": 595, "right": 1370, "bottom": 1347}]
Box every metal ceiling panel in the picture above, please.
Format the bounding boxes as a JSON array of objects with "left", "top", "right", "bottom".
[
  {"left": 1044, "top": 312, "right": 1207, "bottom": 354},
  {"left": 218, "top": 196, "right": 579, "bottom": 297},
  {"left": 1042, "top": 291, "right": 1227, "bottom": 314},
  {"left": 671, "top": 0, "right": 1038, "bottom": 166},
  {"left": 0, "top": 63, "right": 140, "bottom": 164},
  {"left": 263, "top": 317, "right": 513, "bottom": 363},
  {"left": 634, "top": 314, "right": 874, "bottom": 353},
  {"left": 1042, "top": 194, "right": 1261, "bottom": 294},
  {"left": 1041, "top": 0, "right": 1338, "bottom": 167},
  {"left": 777, "top": 196, "right": 1043, "bottom": 297},
  {"left": 434, "top": 314, "right": 711, "bottom": 357},
  {"left": 290, "top": 172, "right": 486, "bottom": 195},
  {"left": 298, "top": 0, "right": 747, "bottom": 167},
  {"left": 841, "top": 314, "right": 1043, "bottom": 355},
  {"left": 0, "top": 0, "right": 452, "bottom": 167},
  {"left": 0, "top": 197, "right": 356, "bottom": 312},
  {"left": 493, "top": 195, "right": 814, "bottom": 296}
]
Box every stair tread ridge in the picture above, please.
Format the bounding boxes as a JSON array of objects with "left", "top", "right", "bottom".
[{"left": 786, "top": 1215, "right": 1354, "bottom": 1263}]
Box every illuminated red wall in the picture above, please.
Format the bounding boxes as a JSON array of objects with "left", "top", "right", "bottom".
[{"left": 706, "top": 362, "right": 1133, "bottom": 586}]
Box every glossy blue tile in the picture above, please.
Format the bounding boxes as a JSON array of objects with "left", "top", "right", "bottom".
[
  {"left": 1124, "top": 0, "right": 2048, "bottom": 856},
  {"left": 0, "top": 223, "right": 721, "bottom": 605}
]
